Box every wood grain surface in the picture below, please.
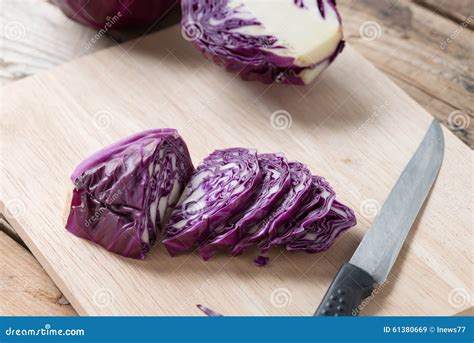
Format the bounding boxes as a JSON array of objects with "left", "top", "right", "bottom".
[
  {"left": 2, "top": 0, "right": 471, "bottom": 146},
  {"left": 0, "top": 232, "right": 75, "bottom": 316},
  {"left": 0, "top": 0, "right": 472, "bottom": 316},
  {"left": 338, "top": 0, "right": 473, "bottom": 148},
  {"left": 0, "top": 0, "right": 113, "bottom": 87},
  {"left": 1, "top": 24, "right": 471, "bottom": 316},
  {"left": 414, "top": 0, "right": 474, "bottom": 29}
]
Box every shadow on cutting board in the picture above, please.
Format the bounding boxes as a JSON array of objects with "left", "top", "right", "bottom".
[{"left": 123, "top": 24, "right": 369, "bottom": 131}]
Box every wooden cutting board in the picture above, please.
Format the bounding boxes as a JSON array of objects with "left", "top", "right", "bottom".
[{"left": 0, "top": 25, "right": 471, "bottom": 316}]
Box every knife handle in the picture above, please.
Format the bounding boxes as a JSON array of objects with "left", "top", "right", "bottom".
[{"left": 314, "top": 263, "right": 375, "bottom": 316}]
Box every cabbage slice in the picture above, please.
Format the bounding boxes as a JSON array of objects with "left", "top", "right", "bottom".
[
  {"left": 260, "top": 175, "right": 336, "bottom": 250},
  {"left": 286, "top": 200, "right": 356, "bottom": 253},
  {"left": 198, "top": 153, "right": 291, "bottom": 260},
  {"left": 231, "top": 161, "right": 312, "bottom": 255},
  {"left": 163, "top": 148, "right": 262, "bottom": 256},
  {"left": 181, "top": 0, "right": 344, "bottom": 85},
  {"left": 66, "top": 129, "right": 194, "bottom": 259}
]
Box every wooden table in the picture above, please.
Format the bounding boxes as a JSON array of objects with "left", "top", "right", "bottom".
[{"left": 0, "top": 0, "right": 472, "bottom": 316}]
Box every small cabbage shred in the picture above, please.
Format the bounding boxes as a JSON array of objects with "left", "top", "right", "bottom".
[
  {"left": 181, "top": 0, "right": 344, "bottom": 85},
  {"left": 162, "top": 148, "right": 262, "bottom": 256},
  {"left": 254, "top": 255, "right": 269, "bottom": 267},
  {"left": 53, "top": 0, "right": 177, "bottom": 29},
  {"left": 65, "top": 129, "right": 194, "bottom": 259},
  {"left": 196, "top": 304, "right": 223, "bottom": 316},
  {"left": 198, "top": 153, "right": 291, "bottom": 260}
]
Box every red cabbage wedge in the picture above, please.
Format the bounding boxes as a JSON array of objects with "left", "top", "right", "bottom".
[
  {"left": 66, "top": 129, "right": 194, "bottom": 259},
  {"left": 231, "top": 161, "right": 312, "bottom": 255},
  {"left": 181, "top": 0, "right": 344, "bottom": 85},
  {"left": 198, "top": 153, "right": 291, "bottom": 260},
  {"left": 163, "top": 148, "right": 262, "bottom": 256}
]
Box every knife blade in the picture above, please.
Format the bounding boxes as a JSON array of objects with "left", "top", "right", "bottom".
[{"left": 314, "top": 120, "right": 444, "bottom": 316}]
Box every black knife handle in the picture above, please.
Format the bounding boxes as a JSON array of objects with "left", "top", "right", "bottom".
[{"left": 314, "top": 263, "right": 376, "bottom": 316}]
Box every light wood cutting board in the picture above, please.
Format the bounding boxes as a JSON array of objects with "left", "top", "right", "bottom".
[{"left": 0, "top": 25, "right": 471, "bottom": 316}]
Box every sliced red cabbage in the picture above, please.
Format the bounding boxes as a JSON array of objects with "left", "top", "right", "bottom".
[
  {"left": 181, "top": 0, "right": 344, "bottom": 85},
  {"left": 66, "top": 129, "right": 194, "bottom": 259},
  {"left": 196, "top": 304, "right": 223, "bottom": 316},
  {"left": 162, "top": 148, "right": 262, "bottom": 256},
  {"left": 286, "top": 200, "right": 356, "bottom": 253},
  {"left": 260, "top": 175, "right": 336, "bottom": 250},
  {"left": 198, "top": 153, "right": 291, "bottom": 260},
  {"left": 231, "top": 161, "right": 312, "bottom": 255}
]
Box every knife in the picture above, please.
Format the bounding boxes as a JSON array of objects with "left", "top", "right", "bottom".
[{"left": 314, "top": 120, "right": 445, "bottom": 316}]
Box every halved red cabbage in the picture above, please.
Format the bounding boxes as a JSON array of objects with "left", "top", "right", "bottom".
[
  {"left": 260, "top": 175, "right": 335, "bottom": 250},
  {"left": 198, "top": 153, "right": 291, "bottom": 260},
  {"left": 286, "top": 200, "right": 356, "bottom": 253},
  {"left": 181, "top": 0, "right": 344, "bottom": 85},
  {"left": 162, "top": 148, "right": 262, "bottom": 256},
  {"left": 231, "top": 161, "right": 312, "bottom": 255},
  {"left": 66, "top": 129, "right": 194, "bottom": 259}
]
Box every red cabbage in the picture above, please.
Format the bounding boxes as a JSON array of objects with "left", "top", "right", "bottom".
[
  {"left": 260, "top": 175, "right": 336, "bottom": 250},
  {"left": 53, "top": 0, "right": 178, "bottom": 29},
  {"left": 181, "top": 0, "right": 344, "bottom": 85},
  {"left": 66, "top": 129, "right": 194, "bottom": 259},
  {"left": 196, "top": 304, "right": 223, "bottom": 316},
  {"left": 163, "top": 148, "right": 262, "bottom": 256},
  {"left": 286, "top": 200, "right": 356, "bottom": 253},
  {"left": 231, "top": 161, "right": 312, "bottom": 255},
  {"left": 65, "top": 129, "right": 357, "bottom": 262},
  {"left": 198, "top": 153, "right": 291, "bottom": 260}
]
